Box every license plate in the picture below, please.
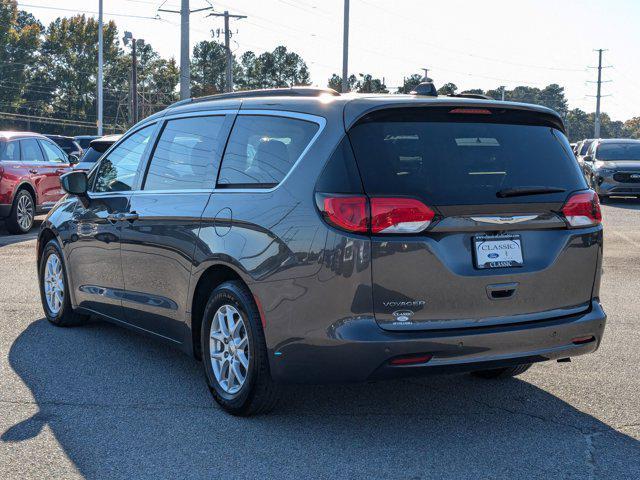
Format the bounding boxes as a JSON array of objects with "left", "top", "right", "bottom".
[{"left": 474, "top": 234, "right": 523, "bottom": 269}]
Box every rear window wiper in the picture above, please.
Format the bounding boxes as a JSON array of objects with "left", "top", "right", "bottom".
[{"left": 496, "top": 186, "right": 566, "bottom": 198}]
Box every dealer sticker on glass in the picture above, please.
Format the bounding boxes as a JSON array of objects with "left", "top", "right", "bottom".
[{"left": 474, "top": 234, "right": 523, "bottom": 269}]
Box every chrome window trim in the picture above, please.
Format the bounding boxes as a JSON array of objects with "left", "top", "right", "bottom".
[
  {"left": 161, "top": 109, "right": 238, "bottom": 121},
  {"left": 215, "top": 109, "right": 327, "bottom": 194}
]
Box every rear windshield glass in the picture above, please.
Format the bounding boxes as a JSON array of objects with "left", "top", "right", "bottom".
[
  {"left": 79, "top": 147, "right": 103, "bottom": 164},
  {"left": 348, "top": 116, "right": 585, "bottom": 205},
  {"left": 596, "top": 143, "right": 640, "bottom": 161}
]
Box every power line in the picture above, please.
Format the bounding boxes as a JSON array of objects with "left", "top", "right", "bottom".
[{"left": 17, "top": 2, "right": 161, "bottom": 20}]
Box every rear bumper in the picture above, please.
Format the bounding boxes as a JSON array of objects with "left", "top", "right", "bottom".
[{"left": 269, "top": 300, "right": 607, "bottom": 383}]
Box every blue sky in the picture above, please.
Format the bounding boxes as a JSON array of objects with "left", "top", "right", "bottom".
[{"left": 18, "top": 0, "right": 640, "bottom": 120}]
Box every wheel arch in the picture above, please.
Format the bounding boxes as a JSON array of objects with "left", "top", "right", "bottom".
[
  {"left": 189, "top": 262, "right": 253, "bottom": 360},
  {"left": 15, "top": 181, "right": 38, "bottom": 206}
]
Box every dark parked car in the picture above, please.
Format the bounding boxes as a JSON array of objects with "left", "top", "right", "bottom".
[
  {"left": 37, "top": 88, "right": 606, "bottom": 415},
  {"left": 74, "top": 134, "right": 121, "bottom": 172},
  {"left": 582, "top": 138, "right": 640, "bottom": 198},
  {"left": 74, "top": 135, "right": 101, "bottom": 150},
  {"left": 45, "top": 134, "right": 83, "bottom": 158},
  {"left": 575, "top": 138, "right": 595, "bottom": 166},
  {"left": 1, "top": 131, "right": 76, "bottom": 233}
]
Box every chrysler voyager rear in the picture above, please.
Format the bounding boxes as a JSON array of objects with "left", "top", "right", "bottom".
[{"left": 37, "top": 90, "right": 606, "bottom": 415}]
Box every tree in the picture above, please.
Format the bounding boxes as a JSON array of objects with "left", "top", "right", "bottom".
[
  {"left": 356, "top": 74, "right": 388, "bottom": 93},
  {"left": 327, "top": 73, "right": 357, "bottom": 93},
  {"left": 623, "top": 117, "right": 640, "bottom": 139},
  {"left": 0, "top": 2, "right": 42, "bottom": 112},
  {"left": 565, "top": 108, "right": 592, "bottom": 142},
  {"left": 437, "top": 82, "right": 458, "bottom": 96},
  {"left": 191, "top": 40, "right": 229, "bottom": 96},
  {"left": 237, "top": 46, "right": 311, "bottom": 90},
  {"left": 397, "top": 74, "right": 423, "bottom": 94}
]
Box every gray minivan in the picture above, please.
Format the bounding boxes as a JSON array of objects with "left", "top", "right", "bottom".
[{"left": 37, "top": 87, "right": 606, "bottom": 415}]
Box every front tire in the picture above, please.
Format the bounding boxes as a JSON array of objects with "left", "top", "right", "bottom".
[
  {"left": 6, "top": 189, "right": 35, "bottom": 234},
  {"left": 201, "top": 281, "right": 280, "bottom": 416},
  {"left": 471, "top": 363, "right": 532, "bottom": 379},
  {"left": 39, "top": 240, "right": 89, "bottom": 327}
]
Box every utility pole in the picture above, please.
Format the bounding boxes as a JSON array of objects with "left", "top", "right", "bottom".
[
  {"left": 123, "top": 32, "right": 143, "bottom": 125},
  {"left": 594, "top": 49, "right": 604, "bottom": 138},
  {"left": 159, "top": 0, "right": 212, "bottom": 100},
  {"left": 209, "top": 11, "right": 247, "bottom": 93},
  {"left": 500, "top": 85, "right": 506, "bottom": 101},
  {"left": 342, "top": 0, "right": 350, "bottom": 92},
  {"left": 97, "top": 0, "right": 103, "bottom": 135}
]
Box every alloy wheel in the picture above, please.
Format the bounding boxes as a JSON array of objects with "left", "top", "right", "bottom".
[
  {"left": 44, "top": 253, "right": 64, "bottom": 315},
  {"left": 16, "top": 194, "right": 34, "bottom": 231},
  {"left": 209, "top": 304, "right": 250, "bottom": 395}
]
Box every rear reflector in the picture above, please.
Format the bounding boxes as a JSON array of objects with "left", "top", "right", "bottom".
[
  {"left": 571, "top": 335, "right": 596, "bottom": 345},
  {"left": 561, "top": 190, "right": 602, "bottom": 227},
  {"left": 321, "top": 195, "right": 368, "bottom": 233},
  {"left": 370, "top": 197, "right": 435, "bottom": 234},
  {"left": 390, "top": 354, "right": 433, "bottom": 366},
  {"left": 449, "top": 108, "right": 492, "bottom": 115}
]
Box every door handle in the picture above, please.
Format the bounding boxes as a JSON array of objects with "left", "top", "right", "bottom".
[
  {"left": 29, "top": 169, "right": 38, "bottom": 174},
  {"left": 55, "top": 169, "right": 66, "bottom": 174},
  {"left": 122, "top": 212, "right": 139, "bottom": 222},
  {"left": 106, "top": 213, "right": 124, "bottom": 223}
]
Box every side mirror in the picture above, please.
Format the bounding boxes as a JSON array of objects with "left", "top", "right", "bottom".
[
  {"left": 60, "top": 170, "right": 88, "bottom": 196},
  {"left": 68, "top": 154, "right": 80, "bottom": 165}
]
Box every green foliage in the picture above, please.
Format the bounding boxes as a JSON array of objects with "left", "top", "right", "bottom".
[
  {"left": 326, "top": 73, "right": 387, "bottom": 93},
  {"left": 437, "top": 82, "right": 458, "bottom": 96},
  {"left": 397, "top": 74, "right": 423, "bottom": 94},
  {"left": 236, "top": 46, "right": 311, "bottom": 90}
]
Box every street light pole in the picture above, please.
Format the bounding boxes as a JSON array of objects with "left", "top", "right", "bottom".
[
  {"left": 97, "top": 0, "right": 103, "bottom": 135},
  {"left": 180, "top": 0, "right": 190, "bottom": 100}
]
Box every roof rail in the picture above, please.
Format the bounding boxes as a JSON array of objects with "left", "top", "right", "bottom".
[{"left": 168, "top": 87, "right": 340, "bottom": 109}]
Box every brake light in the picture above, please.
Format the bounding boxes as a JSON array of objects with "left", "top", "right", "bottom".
[
  {"left": 561, "top": 190, "right": 602, "bottom": 227},
  {"left": 321, "top": 195, "right": 368, "bottom": 233},
  {"left": 370, "top": 197, "right": 435, "bottom": 233},
  {"left": 449, "top": 108, "right": 492, "bottom": 115},
  {"left": 317, "top": 194, "right": 435, "bottom": 234}
]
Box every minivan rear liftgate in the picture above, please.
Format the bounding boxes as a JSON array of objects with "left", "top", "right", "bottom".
[{"left": 329, "top": 105, "right": 603, "bottom": 331}]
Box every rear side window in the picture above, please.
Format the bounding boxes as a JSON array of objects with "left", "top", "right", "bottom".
[
  {"left": 348, "top": 110, "right": 585, "bottom": 205},
  {"left": 0, "top": 141, "right": 20, "bottom": 161},
  {"left": 40, "top": 140, "right": 67, "bottom": 162},
  {"left": 579, "top": 141, "right": 592, "bottom": 155},
  {"left": 20, "top": 139, "right": 45, "bottom": 162},
  {"left": 144, "top": 115, "right": 227, "bottom": 190},
  {"left": 218, "top": 115, "right": 319, "bottom": 188},
  {"left": 596, "top": 143, "right": 640, "bottom": 161},
  {"left": 79, "top": 147, "right": 103, "bottom": 164}
]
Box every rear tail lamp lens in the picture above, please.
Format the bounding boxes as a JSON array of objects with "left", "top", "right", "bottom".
[
  {"left": 317, "top": 195, "right": 435, "bottom": 234},
  {"left": 561, "top": 190, "right": 602, "bottom": 227},
  {"left": 390, "top": 354, "right": 433, "bottom": 366},
  {"left": 370, "top": 198, "right": 435, "bottom": 233},
  {"left": 320, "top": 195, "right": 368, "bottom": 233}
]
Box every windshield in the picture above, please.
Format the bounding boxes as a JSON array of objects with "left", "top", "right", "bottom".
[
  {"left": 348, "top": 119, "right": 585, "bottom": 205},
  {"left": 596, "top": 143, "right": 640, "bottom": 161}
]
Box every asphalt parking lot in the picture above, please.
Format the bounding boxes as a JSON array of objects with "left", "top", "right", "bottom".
[{"left": 1, "top": 201, "right": 639, "bottom": 480}]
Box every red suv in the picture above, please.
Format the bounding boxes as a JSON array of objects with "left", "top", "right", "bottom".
[{"left": 0, "top": 131, "right": 76, "bottom": 234}]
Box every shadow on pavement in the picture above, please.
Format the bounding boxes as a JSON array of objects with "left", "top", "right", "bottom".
[
  {"left": 3, "top": 318, "right": 639, "bottom": 479},
  {"left": 602, "top": 196, "right": 640, "bottom": 210},
  {"left": 0, "top": 219, "right": 42, "bottom": 247}
]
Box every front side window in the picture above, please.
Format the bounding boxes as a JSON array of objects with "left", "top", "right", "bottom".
[
  {"left": 40, "top": 140, "right": 67, "bottom": 163},
  {"left": 93, "top": 124, "right": 155, "bottom": 193},
  {"left": 0, "top": 141, "right": 20, "bottom": 161},
  {"left": 20, "top": 139, "right": 44, "bottom": 162},
  {"left": 218, "top": 115, "right": 319, "bottom": 188},
  {"left": 144, "top": 115, "right": 226, "bottom": 190}
]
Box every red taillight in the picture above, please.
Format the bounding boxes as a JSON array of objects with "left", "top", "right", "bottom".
[
  {"left": 321, "top": 195, "right": 368, "bottom": 233},
  {"left": 370, "top": 197, "right": 435, "bottom": 233},
  {"left": 449, "top": 108, "right": 492, "bottom": 115},
  {"left": 318, "top": 194, "right": 435, "bottom": 234},
  {"left": 561, "top": 190, "right": 602, "bottom": 228}
]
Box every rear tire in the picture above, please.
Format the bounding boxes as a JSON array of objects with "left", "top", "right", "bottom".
[
  {"left": 39, "top": 239, "right": 89, "bottom": 327},
  {"left": 6, "top": 189, "right": 35, "bottom": 234},
  {"left": 471, "top": 363, "right": 532, "bottom": 379},
  {"left": 201, "top": 280, "right": 280, "bottom": 416}
]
